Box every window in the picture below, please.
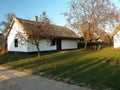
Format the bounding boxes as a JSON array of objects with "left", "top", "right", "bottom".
[
  {"left": 50, "top": 39, "right": 56, "bottom": 46},
  {"left": 14, "top": 39, "right": 18, "bottom": 47}
]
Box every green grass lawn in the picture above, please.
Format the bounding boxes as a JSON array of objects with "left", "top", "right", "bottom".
[{"left": 0, "top": 47, "right": 120, "bottom": 90}]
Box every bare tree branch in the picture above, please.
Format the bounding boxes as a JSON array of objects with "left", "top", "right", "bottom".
[{"left": 64, "top": 0, "right": 120, "bottom": 49}]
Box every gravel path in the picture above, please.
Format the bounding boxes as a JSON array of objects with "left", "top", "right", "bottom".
[{"left": 0, "top": 66, "right": 91, "bottom": 90}]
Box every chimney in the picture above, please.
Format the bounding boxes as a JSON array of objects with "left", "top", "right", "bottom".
[{"left": 34, "top": 16, "right": 38, "bottom": 22}]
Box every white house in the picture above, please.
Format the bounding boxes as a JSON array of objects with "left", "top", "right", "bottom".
[
  {"left": 111, "top": 24, "right": 120, "bottom": 48},
  {"left": 6, "top": 17, "right": 79, "bottom": 54}
]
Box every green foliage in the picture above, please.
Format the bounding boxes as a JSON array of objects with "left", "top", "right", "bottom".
[{"left": 0, "top": 47, "right": 120, "bottom": 90}]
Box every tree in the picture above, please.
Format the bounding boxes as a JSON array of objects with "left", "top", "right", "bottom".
[
  {"left": 25, "top": 23, "right": 46, "bottom": 57},
  {"left": 18, "top": 22, "right": 52, "bottom": 57},
  {"left": 30, "top": 12, "right": 52, "bottom": 57},
  {"left": 18, "top": 14, "right": 51, "bottom": 57},
  {"left": 64, "top": 0, "right": 120, "bottom": 49},
  {"left": 39, "top": 11, "right": 51, "bottom": 24},
  {"left": 0, "top": 13, "right": 16, "bottom": 34},
  {"left": 0, "top": 34, "right": 6, "bottom": 53},
  {"left": 0, "top": 13, "right": 16, "bottom": 53}
]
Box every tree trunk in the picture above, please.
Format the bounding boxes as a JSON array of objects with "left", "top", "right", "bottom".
[
  {"left": 2, "top": 40, "right": 7, "bottom": 54},
  {"left": 85, "top": 41, "right": 88, "bottom": 49},
  {"left": 36, "top": 44, "right": 40, "bottom": 57}
]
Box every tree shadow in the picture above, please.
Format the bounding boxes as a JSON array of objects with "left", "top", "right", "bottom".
[{"left": 41, "top": 57, "right": 120, "bottom": 90}]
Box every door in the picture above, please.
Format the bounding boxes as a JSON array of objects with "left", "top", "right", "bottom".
[{"left": 57, "top": 39, "right": 61, "bottom": 50}]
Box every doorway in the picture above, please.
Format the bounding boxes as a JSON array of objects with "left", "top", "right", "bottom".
[{"left": 57, "top": 39, "right": 61, "bottom": 50}]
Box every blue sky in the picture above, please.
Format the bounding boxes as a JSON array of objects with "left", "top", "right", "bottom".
[
  {"left": 0, "top": 0, "right": 70, "bottom": 26},
  {"left": 0, "top": 0, "right": 120, "bottom": 26}
]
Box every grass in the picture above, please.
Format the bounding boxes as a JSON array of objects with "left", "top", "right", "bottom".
[{"left": 0, "top": 47, "right": 120, "bottom": 90}]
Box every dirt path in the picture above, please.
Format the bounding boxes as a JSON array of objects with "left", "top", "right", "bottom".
[{"left": 0, "top": 66, "right": 91, "bottom": 90}]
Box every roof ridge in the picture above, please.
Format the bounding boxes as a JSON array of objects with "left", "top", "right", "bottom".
[
  {"left": 15, "top": 17, "right": 71, "bottom": 29},
  {"left": 15, "top": 17, "right": 34, "bottom": 22}
]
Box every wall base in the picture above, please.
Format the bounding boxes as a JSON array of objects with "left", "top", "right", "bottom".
[{"left": 8, "top": 49, "right": 77, "bottom": 55}]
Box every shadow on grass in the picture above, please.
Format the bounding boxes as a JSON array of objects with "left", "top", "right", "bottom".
[
  {"left": 0, "top": 48, "right": 120, "bottom": 90},
  {"left": 5, "top": 50, "right": 93, "bottom": 72},
  {"left": 45, "top": 57, "right": 120, "bottom": 90},
  {"left": 8, "top": 55, "right": 119, "bottom": 89},
  {"left": 0, "top": 54, "right": 33, "bottom": 65}
]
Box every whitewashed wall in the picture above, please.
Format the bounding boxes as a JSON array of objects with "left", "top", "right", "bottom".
[
  {"left": 7, "top": 22, "right": 78, "bottom": 52},
  {"left": 7, "top": 22, "right": 28, "bottom": 52},
  {"left": 27, "top": 39, "right": 57, "bottom": 52},
  {"left": 61, "top": 40, "right": 77, "bottom": 50},
  {"left": 114, "top": 31, "right": 120, "bottom": 48}
]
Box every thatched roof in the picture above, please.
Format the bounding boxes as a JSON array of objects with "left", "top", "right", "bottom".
[
  {"left": 111, "top": 24, "right": 120, "bottom": 37},
  {"left": 6, "top": 17, "right": 79, "bottom": 39}
]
